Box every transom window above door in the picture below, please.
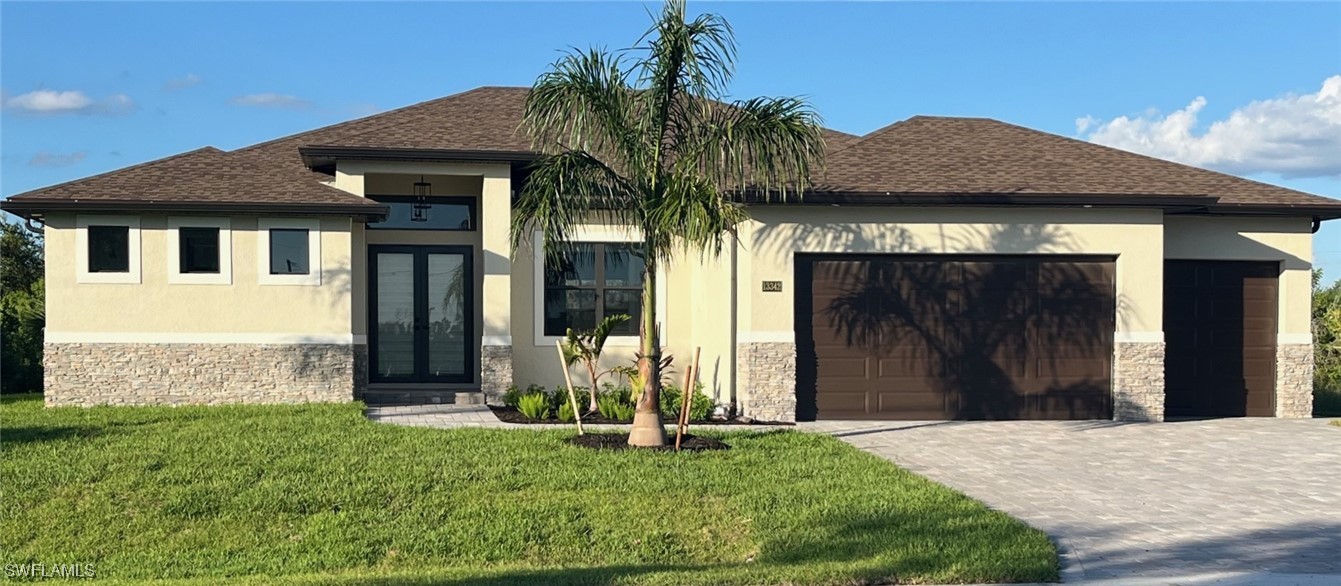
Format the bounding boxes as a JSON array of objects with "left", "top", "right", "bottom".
[
  {"left": 366, "top": 196, "right": 475, "bottom": 231},
  {"left": 543, "top": 243, "right": 643, "bottom": 336}
]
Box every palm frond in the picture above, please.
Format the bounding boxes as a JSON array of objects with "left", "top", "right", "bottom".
[
  {"left": 510, "top": 150, "right": 641, "bottom": 261},
  {"left": 590, "top": 314, "right": 631, "bottom": 354},
  {"left": 524, "top": 47, "right": 644, "bottom": 173},
  {"left": 651, "top": 173, "right": 747, "bottom": 257},
  {"left": 679, "top": 96, "right": 827, "bottom": 200}
]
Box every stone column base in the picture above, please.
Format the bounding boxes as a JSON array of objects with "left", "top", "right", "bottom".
[
  {"left": 481, "top": 344, "right": 513, "bottom": 406},
  {"left": 1276, "top": 343, "right": 1313, "bottom": 418},
  {"left": 1113, "top": 341, "right": 1165, "bottom": 422},
  {"left": 738, "top": 341, "right": 797, "bottom": 423},
  {"left": 43, "top": 342, "right": 355, "bottom": 407}
]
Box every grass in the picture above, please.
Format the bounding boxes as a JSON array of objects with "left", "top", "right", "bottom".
[
  {"left": 1, "top": 394, "right": 1056, "bottom": 585},
  {"left": 1315, "top": 388, "right": 1341, "bottom": 417}
]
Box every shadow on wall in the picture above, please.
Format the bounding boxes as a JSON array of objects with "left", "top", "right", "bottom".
[
  {"left": 284, "top": 262, "right": 354, "bottom": 379},
  {"left": 756, "top": 221, "right": 1119, "bottom": 420}
]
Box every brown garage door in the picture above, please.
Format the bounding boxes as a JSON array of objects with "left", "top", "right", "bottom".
[
  {"left": 796, "top": 255, "right": 1115, "bottom": 420},
  {"left": 1164, "top": 261, "right": 1278, "bottom": 418}
]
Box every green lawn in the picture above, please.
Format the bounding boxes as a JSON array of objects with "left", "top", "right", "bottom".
[{"left": 1, "top": 394, "right": 1056, "bottom": 585}]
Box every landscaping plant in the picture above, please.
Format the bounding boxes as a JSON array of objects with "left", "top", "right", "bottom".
[
  {"left": 596, "top": 393, "right": 636, "bottom": 422},
  {"left": 560, "top": 314, "right": 630, "bottom": 413},
  {"left": 511, "top": 0, "right": 825, "bottom": 446},
  {"left": 517, "top": 393, "right": 552, "bottom": 421}
]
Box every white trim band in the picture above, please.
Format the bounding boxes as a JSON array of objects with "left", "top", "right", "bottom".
[
  {"left": 740, "top": 331, "right": 796, "bottom": 344},
  {"left": 482, "top": 335, "right": 513, "bottom": 346},
  {"left": 1114, "top": 331, "right": 1164, "bottom": 344},
  {"left": 1278, "top": 333, "right": 1313, "bottom": 345},
  {"left": 46, "top": 332, "right": 368, "bottom": 345}
]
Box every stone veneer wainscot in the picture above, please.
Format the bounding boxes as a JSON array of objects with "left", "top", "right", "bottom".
[
  {"left": 480, "top": 344, "right": 513, "bottom": 406},
  {"left": 1275, "top": 343, "right": 1313, "bottom": 418},
  {"left": 44, "top": 343, "right": 355, "bottom": 406},
  {"left": 1112, "top": 341, "right": 1166, "bottom": 422},
  {"left": 738, "top": 341, "right": 797, "bottom": 423}
]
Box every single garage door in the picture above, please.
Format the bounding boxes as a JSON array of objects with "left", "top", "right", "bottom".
[
  {"left": 796, "top": 255, "right": 1115, "bottom": 420},
  {"left": 1164, "top": 260, "right": 1278, "bottom": 417}
]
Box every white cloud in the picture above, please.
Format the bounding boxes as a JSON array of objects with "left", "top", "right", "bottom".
[
  {"left": 1079, "top": 75, "right": 1341, "bottom": 179},
  {"left": 2, "top": 89, "right": 136, "bottom": 116},
  {"left": 163, "top": 74, "right": 202, "bottom": 91},
  {"left": 28, "top": 151, "right": 88, "bottom": 168},
  {"left": 228, "top": 93, "right": 312, "bottom": 110}
]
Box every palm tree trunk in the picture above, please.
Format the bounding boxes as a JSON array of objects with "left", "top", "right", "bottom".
[
  {"left": 628, "top": 252, "right": 667, "bottom": 447},
  {"left": 586, "top": 362, "right": 600, "bottom": 413}
]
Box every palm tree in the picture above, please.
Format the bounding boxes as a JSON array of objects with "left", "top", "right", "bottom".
[{"left": 511, "top": 0, "right": 826, "bottom": 446}]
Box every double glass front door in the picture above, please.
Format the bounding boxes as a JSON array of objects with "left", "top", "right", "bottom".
[{"left": 369, "top": 245, "right": 473, "bottom": 383}]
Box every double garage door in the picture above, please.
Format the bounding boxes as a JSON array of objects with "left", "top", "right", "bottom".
[{"left": 796, "top": 255, "right": 1116, "bottom": 420}]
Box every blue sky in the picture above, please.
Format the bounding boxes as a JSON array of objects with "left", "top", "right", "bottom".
[{"left": 3, "top": 2, "right": 1339, "bottom": 275}]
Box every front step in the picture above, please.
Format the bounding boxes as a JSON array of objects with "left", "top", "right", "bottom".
[{"left": 361, "top": 388, "right": 487, "bottom": 406}]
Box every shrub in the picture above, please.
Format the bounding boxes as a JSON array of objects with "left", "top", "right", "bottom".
[
  {"left": 502, "top": 385, "right": 524, "bottom": 408},
  {"left": 659, "top": 383, "right": 714, "bottom": 421},
  {"left": 557, "top": 400, "right": 576, "bottom": 423},
  {"left": 504, "top": 384, "right": 548, "bottom": 408},
  {"left": 518, "top": 393, "right": 551, "bottom": 421},
  {"left": 597, "top": 393, "right": 635, "bottom": 421},
  {"left": 549, "top": 385, "right": 589, "bottom": 413}
]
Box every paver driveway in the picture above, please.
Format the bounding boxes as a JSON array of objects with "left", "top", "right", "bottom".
[{"left": 800, "top": 418, "right": 1341, "bottom": 582}]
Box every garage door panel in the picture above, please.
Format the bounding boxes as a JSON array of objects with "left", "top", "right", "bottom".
[
  {"left": 814, "top": 357, "right": 870, "bottom": 380},
  {"left": 1164, "top": 260, "right": 1278, "bottom": 418},
  {"left": 815, "top": 392, "right": 871, "bottom": 415},
  {"left": 1037, "top": 357, "right": 1112, "bottom": 378},
  {"left": 800, "top": 255, "right": 1115, "bottom": 421},
  {"left": 876, "top": 356, "right": 946, "bottom": 378}
]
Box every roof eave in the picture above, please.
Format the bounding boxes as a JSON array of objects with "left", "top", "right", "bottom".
[
  {"left": 741, "top": 191, "right": 1224, "bottom": 210},
  {"left": 0, "top": 199, "right": 389, "bottom": 221},
  {"left": 300, "top": 145, "right": 539, "bottom": 173}
]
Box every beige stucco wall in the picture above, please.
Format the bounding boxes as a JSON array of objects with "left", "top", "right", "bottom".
[
  {"left": 741, "top": 206, "right": 1167, "bottom": 337},
  {"left": 1164, "top": 215, "right": 1313, "bottom": 337},
  {"left": 44, "top": 213, "right": 355, "bottom": 337}
]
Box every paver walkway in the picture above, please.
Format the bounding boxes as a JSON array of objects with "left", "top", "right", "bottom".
[
  {"left": 368, "top": 405, "right": 1341, "bottom": 583},
  {"left": 799, "top": 418, "right": 1341, "bottom": 583}
]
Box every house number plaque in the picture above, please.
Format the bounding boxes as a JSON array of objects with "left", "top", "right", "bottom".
[{"left": 762, "top": 280, "right": 783, "bottom": 292}]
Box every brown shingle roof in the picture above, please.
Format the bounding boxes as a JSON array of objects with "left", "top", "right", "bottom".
[
  {"left": 816, "top": 116, "right": 1337, "bottom": 208},
  {"left": 5, "top": 87, "right": 1338, "bottom": 217}
]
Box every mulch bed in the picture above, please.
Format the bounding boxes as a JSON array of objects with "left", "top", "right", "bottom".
[
  {"left": 489, "top": 406, "right": 792, "bottom": 426},
  {"left": 566, "top": 432, "right": 730, "bottom": 451}
]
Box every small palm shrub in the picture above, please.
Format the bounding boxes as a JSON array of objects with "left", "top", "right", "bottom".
[
  {"left": 518, "top": 393, "right": 551, "bottom": 421},
  {"left": 597, "top": 393, "right": 635, "bottom": 421},
  {"left": 557, "top": 400, "right": 576, "bottom": 423}
]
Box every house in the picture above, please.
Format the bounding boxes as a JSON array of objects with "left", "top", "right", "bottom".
[{"left": 4, "top": 86, "right": 1337, "bottom": 422}]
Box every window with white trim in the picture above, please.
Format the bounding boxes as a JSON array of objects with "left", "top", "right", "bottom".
[
  {"left": 257, "top": 218, "right": 321, "bottom": 286},
  {"left": 167, "top": 217, "right": 231, "bottom": 285},
  {"left": 543, "top": 243, "right": 643, "bottom": 336},
  {"left": 76, "top": 215, "right": 141, "bottom": 284}
]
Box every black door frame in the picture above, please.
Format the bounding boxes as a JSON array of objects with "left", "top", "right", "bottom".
[{"left": 367, "top": 244, "right": 475, "bottom": 384}]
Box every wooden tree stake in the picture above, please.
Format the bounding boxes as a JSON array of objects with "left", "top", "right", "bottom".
[
  {"left": 675, "top": 346, "right": 701, "bottom": 450},
  {"left": 556, "top": 340, "right": 584, "bottom": 435}
]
